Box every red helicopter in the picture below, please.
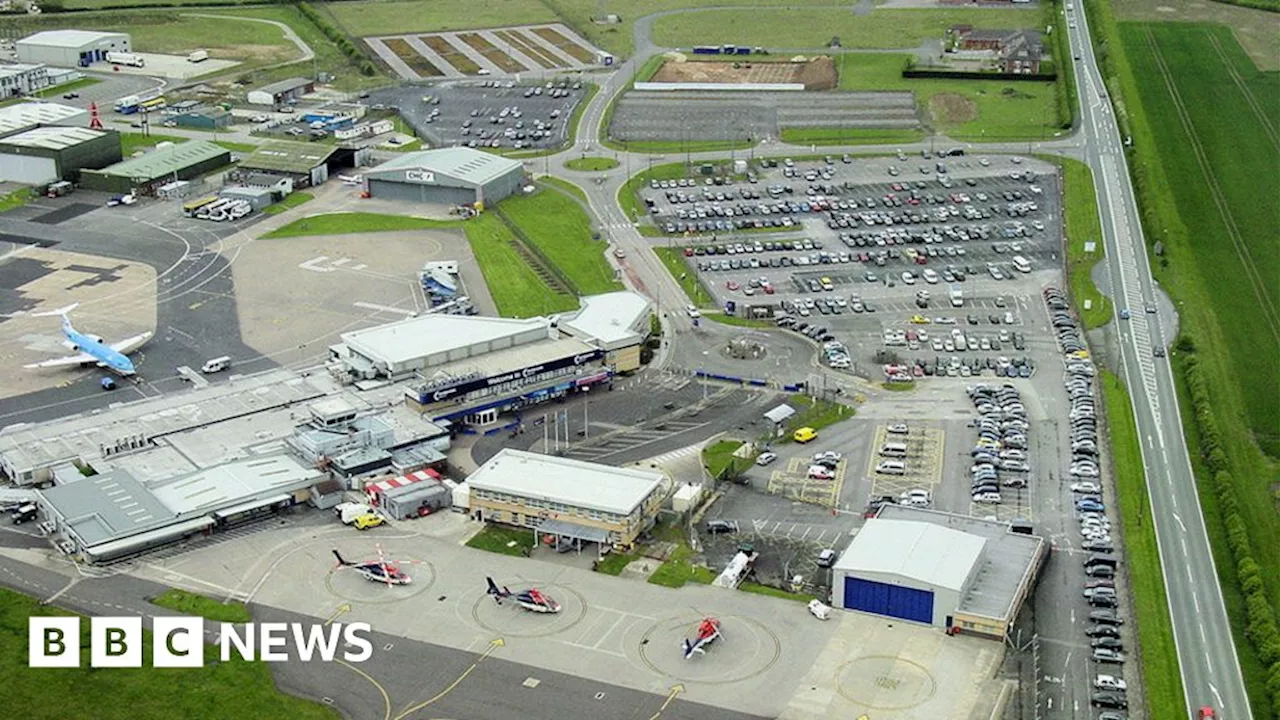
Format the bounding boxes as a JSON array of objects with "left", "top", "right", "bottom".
[
  {"left": 486, "top": 577, "right": 561, "bottom": 613},
  {"left": 682, "top": 617, "right": 723, "bottom": 659},
  {"left": 332, "top": 545, "right": 415, "bottom": 586}
]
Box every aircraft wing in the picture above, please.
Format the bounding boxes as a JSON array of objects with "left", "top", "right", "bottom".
[
  {"left": 110, "top": 331, "right": 153, "bottom": 355},
  {"left": 24, "top": 352, "right": 97, "bottom": 369}
]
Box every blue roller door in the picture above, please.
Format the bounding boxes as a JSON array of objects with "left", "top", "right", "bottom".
[{"left": 843, "top": 576, "right": 934, "bottom": 624}]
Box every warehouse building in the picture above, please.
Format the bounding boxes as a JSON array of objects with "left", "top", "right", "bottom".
[
  {"left": 559, "top": 291, "right": 653, "bottom": 373},
  {"left": 246, "top": 77, "right": 315, "bottom": 107},
  {"left": 171, "top": 104, "right": 233, "bottom": 130},
  {"left": 17, "top": 30, "right": 131, "bottom": 68},
  {"left": 0, "top": 63, "right": 51, "bottom": 97},
  {"left": 363, "top": 147, "right": 523, "bottom": 207},
  {"left": 37, "top": 454, "right": 323, "bottom": 564},
  {"left": 832, "top": 505, "right": 1046, "bottom": 640},
  {"left": 236, "top": 141, "right": 352, "bottom": 188},
  {"left": 0, "top": 126, "right": 121, "bottom": 184},
  {"left": 0, "top": 101, "right": 88, "bottom": 139},
  {"left": 467, "top": 449, "right": 668, "bottom": 550},
  {"left": 365, "top": 468, "right": 450, "bottom": 519},
  {"left": 80, "top": 139, "right": 230, "bottom": 194}
]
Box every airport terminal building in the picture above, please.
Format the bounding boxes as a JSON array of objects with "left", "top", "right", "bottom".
[
  {"left": 832, "top": 505, "right": 1046, "bottom": 640},
  {"left": 328, "top": 292, "right": 652, "bottom": 427}
]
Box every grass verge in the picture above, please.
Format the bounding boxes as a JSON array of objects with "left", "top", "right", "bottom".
[
  {"left": 780, "top": 126, "right": 927, "bottom": 145},
  {"left": 498, "top": 187, "right": 622, "bottom": 295},
  {"left": 465, "top": 524, "right": 537, "bottom": 556},
  {"left": 648, "top": 544, "right": 716, "bottom": 588},
  {"left": 653, "top": 247, "right": 715, "bottom": 308},
  {"left": 0, "top": 187, "right": 35, "bottom": 213},
  {"left": 1045, "top": 155, "right": 1112, "bottom": 330},
  {"left": 262, "top": 212, "right": 451, "bottom": 238},
  {"left": 462, "top": 213, "right": 579, "bottom": 317},
  {"left": 739, "top": 581, "right": 811, "bottom": 603},
  {"left": 595, "top": 549, "right": 640, "bottom": 575},
  {"left": 150, "top": 589, "right": 251, "bottom": 623},
  {"left": 33, "top": 77, "right": 100, "bottom": 98},
  {"left": 0, "top": 587, "right": 337, "bottom": 719},
  {"left": 262, "top": 191, "right": 314, "bottom": 215},
  {"left": 1101, "top": 370, "right": 1185, "bottom": 720},
  {"left": 781, "top": 394, "right": 854, "bottom": 439},
  {"left": 565, "top": 156, "right": 620, "bottom": 171},
  {"left": 703, "top": 439, "right": 753, "bottom": 480}
]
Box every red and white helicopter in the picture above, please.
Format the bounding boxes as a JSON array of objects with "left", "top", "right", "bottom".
[
  {"left": 682, "top": 617, "right": 723, "bottom": 659},
  {"left": 486, "top": 576, "right": 561, "bottom": 613},
  {"left": 332, "top": 546, "right": 415, "bottom": 586}
]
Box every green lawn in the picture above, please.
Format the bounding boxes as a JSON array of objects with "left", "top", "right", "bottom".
[
  {"left": 738, "top": 581, "right": 811, "bottom": 603},
  {"left": 651, "top": 7, "right": 1043, "bottom": 50},
  {"left": 565, "top": 156, "right": 620, "bottom": 171},
  {"left": 0, "top": 587, "right": 337, "bottom": 720},
  {"left": 1101, "top": 371, "right": 1186, "bottom": 720},
  {"left": 648, "top": 544, "right": 716, "bottom": 588},
  {"left": 465, "top": 524, "right": 537, "bottom": 556},
  {"left": 702, "top": 439, "right": 752, "bottom": 480},
  {"left": 1045, "top": 156, "right": 1112, "bottom": 329},
  {"left": 150, "top": 589, "right": 252, "bottom": 623},
  {"left": 62, "top": 0, "right": 259, "bottom": 7},
  {"left": 262, "top": 212, "right": 452, "bottom": 238},
  {"left": 610, "top": 138, "right": 755, "bottom": 153},
  {"left": 537, "top": 176, "right": 590, "bottom": 206},
  {"left": 836, "top": 53, "right": 1063, "bottom": 140},
  {"left": 319, "top": 0, "right": 557, "bottom": 38},
  {"left": 33, "top": 77, "right": 100, "bottom": 98},
  {"left": 462, "top": 212, "right": 579, "bottom": 318},
  {"left": 595, "top": 549, "right": 640, "bottom": 575},
  {"left": 780, "top": 127, "right": 927, "bottom": 146},
  {"left": 498, "top": 188, "right": 622, "bottom": 295},
  {"left": 781, "top": 394, "right": 854, "bottom": 438},
  {"left": 0, "top": 187, "right": 35, "bottom": 213},
  {"left": 120, "top": 132, "right": 187, "bottom": 155},
  {"left": 653, "top": 247, "right": 715, "bottom": 308},
  {"left": 1089, "top": 6, "right": 1280, "bottom": 712},
  {"left": 261, "top": 191, "right": 314, "bottom": 215}
]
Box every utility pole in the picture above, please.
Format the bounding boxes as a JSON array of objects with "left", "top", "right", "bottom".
[{"left": 584, "top": 400, "right": 589, "bottom": 438}]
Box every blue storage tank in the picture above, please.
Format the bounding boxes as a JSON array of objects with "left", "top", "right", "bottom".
[{"left": 843, "top": 576, "right": 934, "bottom": 624}]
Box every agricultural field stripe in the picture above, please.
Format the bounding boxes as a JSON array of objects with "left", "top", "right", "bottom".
[
  {"left": 1141, "top": 27, "right": 1280, "bottom": 343},
  {"left": 1204, "top": 31, "right": 1278, "bottom": 151}
]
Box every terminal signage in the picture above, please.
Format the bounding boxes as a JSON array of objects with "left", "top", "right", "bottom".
[
  {"left": 425, "top": 350, "right": 603, "bottom": 403},
  {"left": 404, "top": 170, "right": 436, "bottom": 183}
]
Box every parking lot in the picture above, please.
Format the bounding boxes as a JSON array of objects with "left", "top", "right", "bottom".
[
  {"left": 368, "top": 79, "right": 588, "bottom": 151},
  {"left": 611, "top": 90, "right": 919, "bottom": 142}
]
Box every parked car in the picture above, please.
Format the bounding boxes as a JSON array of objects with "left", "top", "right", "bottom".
[
  {"left": 755, "top": 452, "right": 778, "bottom": 466},
  {"left": 705, "top": 520, "right": 740, "bottom": 534}
]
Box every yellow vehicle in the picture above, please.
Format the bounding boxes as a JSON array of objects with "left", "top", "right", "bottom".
[
  {"left": 793, "top": 427, "right": 818, "bottom": 443},
  {"left": 909, "top": 315, "right": 930, "bottom": 324},
  {"left": 352, "top": 513, "right": 385, "bottom": 530}
]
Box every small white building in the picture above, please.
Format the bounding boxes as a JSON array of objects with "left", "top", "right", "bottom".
[
  {"left": 17, "top": 30, "right": 131, "bottom": 68},
  {"left": 0, "top": 63, "right": 50, "bottom": 98}
]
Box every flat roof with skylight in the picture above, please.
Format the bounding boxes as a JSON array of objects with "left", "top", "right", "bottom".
[{"left": 468, "top": 449, "right": 664, "bottom": 516}]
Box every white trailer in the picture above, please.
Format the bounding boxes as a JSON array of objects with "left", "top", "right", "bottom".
[
  {"left": 188, "top": 50, "right": 209, "bottom": 63},
  {"left": 106, "top": 52, "right": 145, "bottom": 68}
]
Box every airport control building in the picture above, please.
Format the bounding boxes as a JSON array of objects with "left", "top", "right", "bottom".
[
  {"left": 832, "top": 505, "right": 1046, "bottom": 640},
  {"left": 329, "top": 292, "right": 652, "bottom": 427},
  {"left": 465, "top": 449, "right": 668, "bottom": 550}
]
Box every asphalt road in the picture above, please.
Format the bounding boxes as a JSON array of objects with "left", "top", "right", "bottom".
[{"left": 1068, "top": 6, "right": 1250, "bottom": 718}]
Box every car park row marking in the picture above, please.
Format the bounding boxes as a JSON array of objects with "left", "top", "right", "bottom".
[
  {"left": 864, "top": 426, "right": 945, "bottom": 504},
  {"left": 766, "top": 457, "right": 845, "bottom": 508}
]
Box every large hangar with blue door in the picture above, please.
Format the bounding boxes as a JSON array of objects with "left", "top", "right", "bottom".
[{"left": 833, "top": 504, "right": 1046, "bottom": 640}]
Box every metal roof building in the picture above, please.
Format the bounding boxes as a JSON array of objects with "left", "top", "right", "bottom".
[
  {"left": 335, "top": 314, "right": 555, "bottom": 380},
  {"left": 237, "top": 141, "right": 341, "bottom": 187},
  {"left": 80, "top": 139, "right": 230, "bottom": 194},
  {"left": 0, "top": 126, "right": 121, "bottom": 184},
  {"left": 0, "top": 101, "right": 88, "bottom": 138},
  {"left": 833, "top": 505, "right": 1046, "bottom": 639},
  {"left": 466, "top": 449, "right": 667, "bottom": 548},
  {"left": 36, "top": 454, "right": 322, "bottom": 563},
  {"left": 558, "top": 291, "right": 653, "bottom": 372},
  {"left": 246, "top": 77, "right": 315, "bottom": 107},
  {"left": 16, "top": 30, "right": 131, "bottom": 68},
  {"left": 364, "top": 147, "right": 523, "bottom": 207}
]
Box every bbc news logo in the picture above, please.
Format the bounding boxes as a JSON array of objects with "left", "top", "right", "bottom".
[{"left": 29, "top": 617, "right": 374, "bottom": 668}]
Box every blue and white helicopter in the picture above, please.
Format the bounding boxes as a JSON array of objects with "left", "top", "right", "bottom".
[{"left": 22, "top": 303, "right": 152, "bottom": 377}]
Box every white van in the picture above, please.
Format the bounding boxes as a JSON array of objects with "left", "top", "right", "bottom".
[
  {"left": 1012, "top": 255, "right": 1032, "bottom": 273},
  {"left": 876, "top": 460, "right": 906, "bottom": 475},
  {"left": 880, "top": 442, "right": 908, "bottom": 458},
  {"left": 201, "top": 356, "right": 231, "bottom": 374}
]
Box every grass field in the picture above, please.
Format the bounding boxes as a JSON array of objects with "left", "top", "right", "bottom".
[
  {"left": 780, "top": 127, "right": 927, "bottom": 145},
  {"left": 263, "top": 212, "right": 451, "bottom": 238},
  {"left": 653, "top": 247, "right": 715, "bottom": 308},
  {"left": 565, "top": 156, "right": 620, "bottom": 171},
  {"left": 1047, "top": 156, "right": 1112, "bottom": 330},
  {"left": 1089, "top": 7, "right": 1280, "bottom": 712},
  {"left": 498, "top": 188, "right": 622, "bottom": 295},
  {"left": 33, "top": 77, "right": 100, "bottom": 98},
  {"left": 0, "top": 587, "right": 337, "bottom": 720},
  {"left": 648, "top": 545, "right": 716, "bottom": 588},
  {"left": 836, "top": 53, "right": 1062, "bottom": 140},
  {"left": 702, "top": 439, "right": 752, "bottom": 480},
  {"left": 150, "top": 589, "right": 252, "bottom": 623},
  {"left": 1101, "top": 371, "right": 1186, "bottom": 720},
  {"left": 463, "top": 213, "right": 579, "bottom": 317},
  {"left": 465, "top": 524, "right": 538, "bottom": 556},
  {"left": 320, "top": 0, "right": 556, "bottom": 39},
  {"left": 651, "top": 7, "right": 1043, "bottom": 50},
  {"left": 261, "top": 191, "right": 314, "bottom": 215}
]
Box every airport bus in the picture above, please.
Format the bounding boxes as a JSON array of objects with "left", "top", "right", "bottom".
[
  {"left": 182, "top": 196, "right": 219, "bottom": 217},
  {"left": 139, "top": 97, "right": 167, "bottom": 114},
  {"left": 113, "top": 88, "right": 162, "bottom": 114}
]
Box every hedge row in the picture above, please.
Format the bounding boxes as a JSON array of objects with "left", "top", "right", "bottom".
[
  {"left": 296, "top": 1, "right": 377, "bottom": 76},
  {"left": 1183, "top": 352, "right": 1280, "bottom": 716}
]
